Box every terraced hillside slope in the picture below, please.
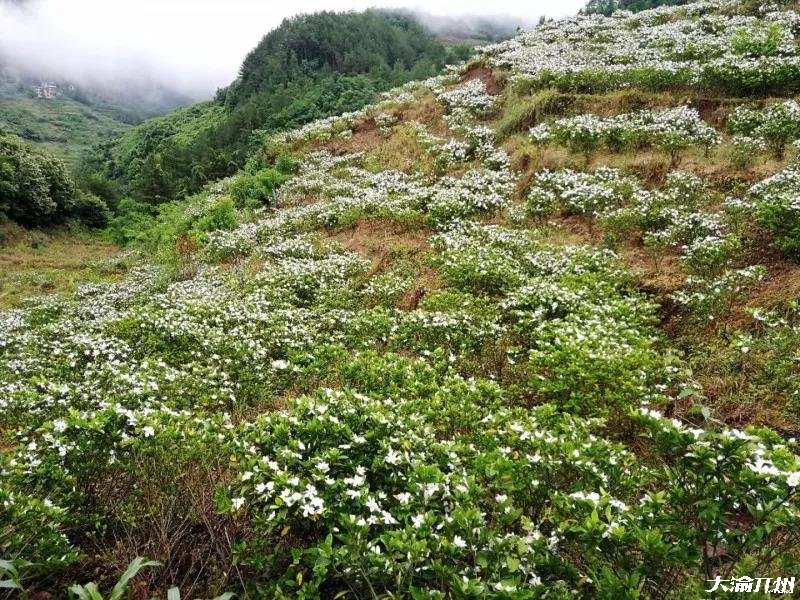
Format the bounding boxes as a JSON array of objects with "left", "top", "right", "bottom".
[
  {"left": 4, "top": 1, "right": 800, "bottom": 597},
  {"left": 0, "top": 97, "right": 129, "bottom": 166}
]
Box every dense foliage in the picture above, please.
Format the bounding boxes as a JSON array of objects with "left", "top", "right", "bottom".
[
  {"left": 83, "top": 10, "right": 471, "bottom": 205},
  {"left": 6, "top": 0, "right": 800, "bottom": 597},
  {"left": 227, "top": 11, "right": 450, "bottom": 106},
  {"left": 0, "top": 132, "right": 109, "bottom": 227},
  {"left": 484, "top": 1, "right": 800, "bottom": 96}
]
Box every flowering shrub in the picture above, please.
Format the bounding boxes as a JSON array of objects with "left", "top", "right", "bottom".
[
  {"left": 671, "top": 265, "right": 766, "bottom": 320},
  {"left": 728, "top": 165, "right": 800, "bottom": 254},
  {"left": 426, "top": 169, "right": 513, "bottom": 225},
  {"left": 757, "top": 196, "right": 800, "bottom": 254},
  {"left": 679, "top": 234, "right": 743, "bottom": 276},
  {"left": 526, "top": 167, "right": 638, "bottom": 219},
  {"left": 0, "top": 474, "right": 76, "bottom": 567},
  {"left": 482, "top": 1, "right": 800, "bottom": 95},
  {"left": 526, "top": 168, "right": 732, "bottom": 272},
  {"left": 728, "top": 100, "right": 800, "bottom": 158},
  {"left": 531, "top": 107, "right": 720, "bottom": 164},
  {"left": 730, "top": 135, "right": 767, "bottom": 167},
  {"left": 4, "top": 5, "right": 800, "bottom": 595},
  {"left": 433, "top": 79, "right": 497, "bottom": 117}
]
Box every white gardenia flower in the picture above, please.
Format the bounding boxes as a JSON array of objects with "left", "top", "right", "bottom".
[
  {"left": 232, "top": 497, "right": 245, "bottom": 511},
  {"left": 142, "top": 426, "right": 155, "bottom": 438},
  {"left": 787, "top": 471, "right": 800, "bottom": 487},
  {"left": 385, "top": 447, "right": 401, "bottom": 465},
  {"left": 453, "top": 535, "right": 468, "bottom": 549}
]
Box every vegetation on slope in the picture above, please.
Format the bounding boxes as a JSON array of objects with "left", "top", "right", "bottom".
[
  {"left": 0, "top": 56, "right": 191, "bottom": 165},
  {"left": 5, "top": 0, "right": 800, "bottom": 598},
  {"left": 0, "top": 98, "right": 129, "bottom": 166},
  {"left": 583, "top": 0, "right": 688, "bottom": 14},
  {"left": 82, "top": 10, "right": 472, "bottom": 204},
  {"left": 0, "top": 223, "right": 125, "bottom": 309},
  {"left": 0, "top": 132, "right": 109, "bottom": 227}
]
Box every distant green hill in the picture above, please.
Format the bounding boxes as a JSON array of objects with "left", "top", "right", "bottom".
[
  {"left": 83, "top": 9, "right": 473, "bottom": 204},
  {"left": 0, "top": 97, "right": 129, "bottom": 167},
  {"left": 0, "top": 56, "right": 192, "bottom": 167}
]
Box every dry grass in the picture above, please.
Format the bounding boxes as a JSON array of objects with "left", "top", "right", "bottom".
[
  {"left": 365, "top": 123, "right": 437, "bottom": 174},
  {"left": 395, "top": 91, "right": 447, "bottom": 134},
  {"left": 321, "top": 118, "right": 384, "bottom": 155},
  {"left": 0, "top": 228, "right": 123, "bottom": 308},
  {"left": 327, "top": 218, "right": 430, "bottom": 264}
]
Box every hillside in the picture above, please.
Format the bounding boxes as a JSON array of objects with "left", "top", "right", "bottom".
[
  {"left": 83, "top": 10, "right": 473, "bottom": 204},
  {"left": 0, "top": 97, "right": 129, "bottom": 166},
  {"left": 0, "top": 52, "right": 193, "bottom": 166},
  {"left": 582, "top": 0, "right": 687, "bottom": 13},
  {"left": 4, "top": 0, "right": 800, "bottom": 598}
]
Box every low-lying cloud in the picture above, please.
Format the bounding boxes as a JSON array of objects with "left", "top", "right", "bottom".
[{"left": 0, "top": 0, "right": 584, "bottom": 103}]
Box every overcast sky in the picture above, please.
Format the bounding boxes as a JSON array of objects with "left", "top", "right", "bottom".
[{"left": 0, "top": 0, "right": 586, "bottom": 98}]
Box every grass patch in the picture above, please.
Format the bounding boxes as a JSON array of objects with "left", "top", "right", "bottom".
[
  {"left": 0, "top": 228, "right": 126, "bottom": 308},
  {"left": 0, "top": 99, "right": 129, "bottom": 166}
]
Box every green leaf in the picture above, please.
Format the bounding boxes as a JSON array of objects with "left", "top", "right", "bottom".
[
  {"left": 109, "top": 557, "right": 162, "bottom": 600},
  {"left": 69, "top": 585, "right": 93, "bottom": 600},
  {"left": 0, "top": 560, "right": 18, "bottom": 578},
  {"left": 71, "top": 583, "right": 104, "bottom": 600},
  {"left": 0, "top": 580, "right": 23, "bottom": 590}
]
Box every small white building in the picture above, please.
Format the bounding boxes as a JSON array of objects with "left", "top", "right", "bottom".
[{"left": 35, "top": 82, "right": 57, "bottom": 99}]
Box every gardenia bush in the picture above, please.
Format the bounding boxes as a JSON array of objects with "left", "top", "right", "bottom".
[
  {"left": 727, "top": 165, "right": 800, "bottom": 254},
  {"left": 4, "top": 7, "right": 800, "bottom": 596},
  {"left": 530, "top": 106, "right": 720, "bottom": 164},
  {"left": 728, "top": 99, "right": 800, "bottom": 158},
  {"left": 481, "top": 1, "right": 800, "bottom": 96}
]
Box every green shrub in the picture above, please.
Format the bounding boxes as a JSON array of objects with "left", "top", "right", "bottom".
[
  {"left": 275, "top": 153, "right": 297, "bottom": 175},
  {"left": 0, "top": 133, "right": 78, "bottom": 226},
  {"left": 730, "top": 23, "right": 786, "bottom": 58},
  {"left": 72, "top": 191, "right": 112, "bottom": 229},
  {"left": 103, "top": 198, "right": 156, "bottom": 246},
  {"left": 729, "top": 136, "right": 766, "bottom": 168},
  {"left": 191, "top": 196, "right": 238, "bottom": 235},
  {"left": 757, "top": 196, "right": 800, "bottom": 255},
  {"left": 228, "top": 168, "right": 288, "bottom": 208}
]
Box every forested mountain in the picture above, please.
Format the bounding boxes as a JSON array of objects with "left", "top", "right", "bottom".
[
  {"left": 82, "top": 10, "right": 472, "bottom": 204},
  {"left": 227, "top": 11, "right": 449, "bottom": 105},
  {"left": 583, "top": 0, "right": 688, "bottom": 14}
]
